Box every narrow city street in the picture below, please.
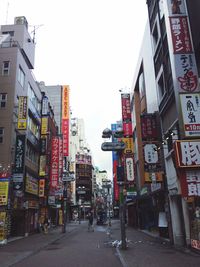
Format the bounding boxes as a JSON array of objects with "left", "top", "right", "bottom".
[{"left": 1, "top": 220, "right": 200, "bottom": 267}]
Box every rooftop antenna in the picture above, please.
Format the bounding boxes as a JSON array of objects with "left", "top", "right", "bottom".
[
  {"left": 5, "top": 1, "right": 9, "bottom": 24},
  {"left": 29, "top": 24, "right": 44, "bottom": 43}
]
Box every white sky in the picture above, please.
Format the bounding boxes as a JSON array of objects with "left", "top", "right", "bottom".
[{"left": 0, "top": 0, "right": 148, "bottom": 178}]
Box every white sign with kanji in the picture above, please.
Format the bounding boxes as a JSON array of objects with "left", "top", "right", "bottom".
[
  {"left": 186, "top": 170, "right": 200, "bottom": 197},
  {"left": 144, "top": 144, "right": 158, "bottom": 164},
  {"left": 180, "top": 93, "right": 200, "bottom": 137}
]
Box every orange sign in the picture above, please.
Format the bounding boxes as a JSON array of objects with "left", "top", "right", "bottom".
[
  {"left": 39, "top": 179, "right": 45, "bottom": 197},
  {"left": 62, "top": 85, "right": 69, "bottom": 119}
]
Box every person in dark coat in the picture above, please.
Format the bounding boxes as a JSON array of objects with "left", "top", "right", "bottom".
[{"left": 87, "top": 210, "right": 94, "bottom": 232}]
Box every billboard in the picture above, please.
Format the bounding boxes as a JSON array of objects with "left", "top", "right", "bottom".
[
  {"left": 141, "top": 114, "right": 158, "bottom": 140},
  {"left": 17, "top": 96, "right": 27, "bottom": 130},
  {"left": 50, "top": 136, "right": 59, "bottom": 188},
  {"left": 62, "top": 85, "right": 70, "bottom": 156},
  {"left": 14, "top": 135, "right": 25, "bottom": 173},
  {"left": 179, "top": 169, "right": 200, "bottom": 197},
  {"left": 180, "top": 93, "right": 200, "bottom": 137},
  {"left": 174, "top": 140, "right": 200, "bottom": 168}
]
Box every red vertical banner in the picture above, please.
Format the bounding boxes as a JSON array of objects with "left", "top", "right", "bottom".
[
  {"left": 121, "top": 93, "right": 131, "bottom": 121},
  {"left": 62, "top": 85, "right": 70, "bottom": 156},
  {"left": 50, "top": 136, "right": 59, "bottom": 189},
  {"left": 121, "top": 93, "right": 132, "bottom": 137}
]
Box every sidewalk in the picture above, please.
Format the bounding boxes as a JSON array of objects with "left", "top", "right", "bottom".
[
  {"left": 1, "top": 220, "right": 200, "bottom": 267},
  {"left": 0, "top": 222, "right": 80, "bottom": 267}
]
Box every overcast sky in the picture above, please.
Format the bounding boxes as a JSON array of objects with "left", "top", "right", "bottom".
[{"left": 0, "top": 0, "right": 148, "bottom": 178}]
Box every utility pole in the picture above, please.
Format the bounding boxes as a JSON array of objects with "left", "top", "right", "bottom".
[
  {"left": 117, "top": 153, "right": 127, "bottom": 250},
  {"left": 101, "top": 127, "right": 127, "bottom": 250},
  {"left": 62, "top": 181, "right": 67, "bottom": 233}
]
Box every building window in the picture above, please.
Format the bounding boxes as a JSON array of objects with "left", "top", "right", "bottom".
[
  {"left": 0, "top": 128, "right": 4, "bottom": 143},
  {"left": 28, "top": 83, "right": 40, "bottom": 112},
  {"left": 152, "top": 16, "right": 160, "bottom": 53},
  {"left": 156, "top": 67, "right": 166, "bottom": 102},
  {"left": 2, "top": 31, "right": 14, "bottom": 36},
  {"left": 18, "top": 66, "right": 25, "bottom": 88},
  {"left": 0, "top": 93, "right": 7, "bottom": 108},
  {"left": 2, "top": 61, "right": 10, "bottom": 76}
]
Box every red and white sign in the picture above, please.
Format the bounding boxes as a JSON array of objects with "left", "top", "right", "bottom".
[
  {"left": 141, "top": 114, "right": 157, "bottom": 140},
  {"left": 50, "top": 136, "right": 59, "bottom": 188},
  {"left": 179, "top": 169, "right": 200, "bottom": 197},
  {"left": 169, "top": 16, "right": 192, "bottom": 54},
  {"left": 122, "top": 122, "right": 132, "bottom": 137},
  {"left": 121, "top": 94, "right": 131, "bottom": 121},
  {"left": 59, "top": 137, "right": 63, "bottom": 183},
  {"left": 174, "top": 140, "right": 200, "bottom": 168},
  {"left": 175, "top": 54, "right": 199, "bottom": 93},
  {"left": 125, "top": 157, "right": 134, "bottom": 182},
  {"left": 180, "top": 93, "right": 200, "bottom": 137}
]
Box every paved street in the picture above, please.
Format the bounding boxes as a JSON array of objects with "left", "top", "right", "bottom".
[{"left": 0, "top": 220, "right": 200, "bottom": 267}]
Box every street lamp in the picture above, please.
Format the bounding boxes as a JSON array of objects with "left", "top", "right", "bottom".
[{"left": 101, "top": 128, "right": 127, "bottom": 250}]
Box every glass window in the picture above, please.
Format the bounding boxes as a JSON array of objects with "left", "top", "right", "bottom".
[
  {"left": 0, "top": 127, "right": 4, "bottom": 143},
  {"left": 2, "top": 61, "right": 10, "bottom": 76},
  {"left": 28, "top": 83, "right": 41, "bottom": 113},
  {"left": 156, "top": 66, "right": 166, "bottom": 102},
  {"left": 0, "top": 93, "right": 7, "bottom": 108},
  {"left": 18, "top": 66, "right": 25, "bottom": 88}
]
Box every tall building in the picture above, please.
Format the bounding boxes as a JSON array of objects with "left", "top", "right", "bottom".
[
  {"left": 129, "top": 0, "right": 200, "bottom": 251},
  {"left": 0, "top": 16, "right": 42, "bottom": 240}
]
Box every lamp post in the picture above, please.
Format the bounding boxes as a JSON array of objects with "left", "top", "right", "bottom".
[{"left": 101, "top": 128, "right": 127, "bottom": 250}]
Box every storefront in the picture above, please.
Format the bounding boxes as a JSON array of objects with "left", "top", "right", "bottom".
[{"left": 174, "top": 140, "right": 200, "bottom": 251}]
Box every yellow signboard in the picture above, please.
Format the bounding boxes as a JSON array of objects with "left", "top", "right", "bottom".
[
  {"left": 62, "top": 85, "right": 70, "bottom": 119},
  {"left": 39, "top": 155, "right": 46, "bottom": 176},
  {"left": 0, "top": 181, "right": 9, "bottom": 206},
  {"left": 17, "top": 96, "right": 27, "bottom": 130},
  {"left": 122, "top": 137, "right": 134, "bottom": 154},
  {"left": 41, "top": 117, "right": 48, "bottom": 135},
  {"left": 144, "top": 172, "right": 163, "bottom": 182}
]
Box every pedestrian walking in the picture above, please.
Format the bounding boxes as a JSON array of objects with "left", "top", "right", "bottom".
[
  {"left": 43, "top": 217, "right": 49, "bottom": 234},
  {"left": 87, "top": 210, "right": 94, "bottom": 232}
]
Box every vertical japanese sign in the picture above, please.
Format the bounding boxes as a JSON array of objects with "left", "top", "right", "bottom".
[
  {"left": 41, "top": 117, "right": 48, "bottom": 135},
  {"left": 180, "top": 93, "right": 200, "bottom": 137},
  {"left": 125, "top": 157, "right": 134, "bottom": 182},
  {"left": 179, "top": 169, "right": 200, "bottom": 197},
  {"left": 17, "top": 96, "right": 27, "bottom": 130},
  {"left": 169, "top": 16, "right": 192, "bottom": 54},
  {"left": 14, "top": 135, "right": 25, "bottom": 173},
  {"left": 143, "top": 142, "right": 162, "bottom": 172},
  {"left": 39, "top": 179, "right": 45, "bottom": 197},
  {"left": 59, "top": 136, "right": 63, "bottom": 183},
  {"left": 39, "top": 155, "right": 46, "bottom": 176},
  {"left": 174, "top": 140, "right": 200, "bottom": 168},
  {"left": 121, "top": 93, "right": 132, "bottom": 137},
  {"left": 141, "top": 114, "right": 158, "bottom": 140},
  {"left": 167, "top": 0, "right": 200, "bottom": 93},
  {"left": 50, "top": 136, "right": 59, "bottom": 188},
  {"left": 41, "top": 95, "right": 49, "bottom": 116},
  {"left": 62, "top": 85, "right": 69, "bottom": 156},
  {"left": 0, "top": 179, "right": 9, "bottom": 206}
]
